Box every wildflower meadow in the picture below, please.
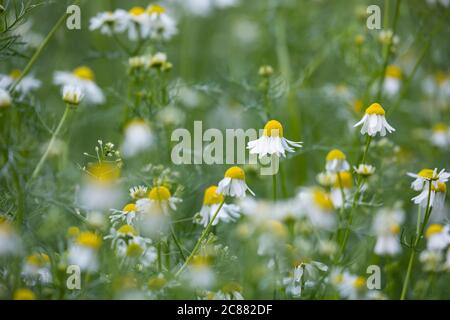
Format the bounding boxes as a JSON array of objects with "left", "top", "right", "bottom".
[{"left": 0, "top": 0, "right": 449, "bottom": 302}]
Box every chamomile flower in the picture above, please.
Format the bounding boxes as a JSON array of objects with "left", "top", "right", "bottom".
[
  {"left": 22, "top": 253, "right": 52, "bottom": 284},
  {"left": 54, "top": 66, "right": 105, "bottom": 105},
  {"left": 354, "top": 164, "right": 376, "bottom": 177},
  {"left": 353, "top": 103, "right": 395, "bottom": 137},
  {"left": 185, "top": 256, "right": 216, "bottom": 289},
  {"left": 62, "top": 85, "right": 84, "bottom": 106},
  {"left": 68, "top": 231, "right": 102, "bottom": 272},
  {"left": 89, "top": 11, "right": 127, "bottom": 35},
  {"left": 0, "top": 88, "right": 12, "bottom": 108},
  {"left": 247, "top": 120, "right": 302, "bottom": 158},
  {"left": 283, "top": 260, "right": 328, "bottom": 297},
  {"left": 373, "top": 208, "right": 404, "bottom": 256},
  {"left": 430, "top": 123, "right": 450, "bottom": 149},
  {"left": 330, "top": 171, "right": 353, "bottom": 208},
  {"left": 146, "top": 5, "right": 177, "bottom": 40},
  {"left": 129, "top": 185, "right": 148, "bottom": 200},
  {"left": 411, "top": 181, "right": 447, "bottom": 209},
  {"left": 121, "top": 119, "right": 154, "bottom": 157},
  {"left": 383, "top": 65, "right": 402, "bottom": 97},
  {"left": 0, "top": 220, "right": 21, "bottom": 256},
  {"left": 110, "top": 203, "right": 138, "bottom": 226},
  {"left": 407, "top": 168, "right": 450, "bottom": 191},
  {"left": 122, "top": 6, "right": 149, "bottom": 41},
  {"left": 298, "top": 188, "right": 336, "bottom": 230},
  {"left": 136, "top": 186, "right": 182, "bottom": 214},
  {"left": 0, "top": 69, "right": 41, "bottom": 97},
  {"left": 316, "top": 171, "right": 337, "bottom": 187},
  {"left": 217, "top": 166, "right": 254, "bottom": 197},
  {"left": 325, "top": 149, "right": 350, "bottom": 173},
  {"left": 419, "top": 250, "right": 444, "bottom": 272},
  {"left": 149, "top": 52, "right": 168, "bottom": 68},
  {"left": 198, "top": 186, "right": 241, "bottom": 227},
  {"left": 425, "top": 224, "right": 450, "bottom": 251}
]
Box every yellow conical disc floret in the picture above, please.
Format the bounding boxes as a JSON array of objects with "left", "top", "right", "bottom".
[
  {"left": 203, "top": 186, "right": 224, "bottom": 206},
  {"left": 224, "top": 166, "right": 245, "bottom": 180},
  {"left": 126, "top": 243, "right": 143, "bottom": 257},
  {"left": 313, "top": 189, "right": 334, "bottom": 210},
  {"left": 13, "top": 289, "right": 36, "bottom": 300},
  {"left": 87, "top": 163, "right": 120, "bottom": 184},
  {"left": 67, "top": 226, "right": 80, "bottom": 238},
  {"left": 365, "top": 103, "right": 385, "bottom": 115},
  {"left": 432, "top": 123, "right": 448, "bottom": 133},
  {"left": 390, "top": 224, "right": 400, "bottom": 235},
  {"left": 263, "top": 120, "right": 284, "bottom": 137},
  {"left": 148, "top": 186, "right": 172, "bottom": 201},
  {"left": 122, "top": 203, "right": 136, "bottom": 213},
  {"left": 426, "top": 224, "right": 443, "bottom": 238},
  {"left": 77, "top": 232, "right": 102, "bottom": 249},
  {"left": 334, "top": 171, "right": 353, "bottom": 188},
  {"left": 118, "top": 224, "right": 138, "bottom": 236},
  {"left": 432, "top": 182, "right": 447, "bottom": 193},
  {"left": 129, "top": 6, "right": 145, "bottom": 16},
  {"left": 26, "top": 253, "right": 50, "bottom": 267},
  {"left": 326, "top": 149, "right": 346, "bottom": 161},
  {"left": 73, "top": 66, "right": 95, "bottom": 81},
  {"left": 9, "top": 69, "right": 22, "bottom": 80},
  {"left": 385, "top": 65, "right": 402, "bottom": 79},
  {"left": 147, "top": 4, "right": 165, "bottom": 14},
  {"left": 417, "top": 168, "right": 434, "bottom": 179},
  {"left": 353, "top": 277, "right": 366, "bottom": 289}
]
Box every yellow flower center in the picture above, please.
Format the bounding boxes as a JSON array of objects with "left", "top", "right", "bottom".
[
  {"left": 334, "top": 171, "right": 353, "bottom": 188},
  {"left": 122, "top": 203, "right": 136, "bottom": 213},
  {"left": 435, "top": 71, "right": 447, "bottom": 85},
  {"left": 191, "top": 255, "right": 211, "bottom": 267},
  {"left": 334, "top": 274, "right": 344, "bottom": 284},
  {"left": 148, "top": 276, "right": 167, "bottom": 290},
  {"left": 326, "top": 149, "right": 346, "bottom": 161},
  {"left": 26, "top": 253, "right": 50, "bottom": 267},
  {"left": 353, "top": 277, "right": 366, "bottom": 289},
  {"left": 263, "top": 120, "right": 284, "bottom": 137},
  {"left": 87, "top": 163, "right": 120, "bottom": 183},
  {"left": 129, "top": 6, "right": 145, "bottom": 16},
  {"left": 389, "top": 224, "right": 400, "bottom": 235},
  {"left": 73, "top": 66, "right": 95, "bottom": 81},
  {"left": 426, "top": 224, "right": 443, "bottom": 238},
  {"left": 432, "top": 123, "right": 448, "bottom": 133},
  {"left": 147, "top": 4, "right": 166, "bottom": 14},
  {"left": 313, "top": 189, "right": 334, "bottom": 210},
  {"left": 13, "top": 289, "right": 36, "bottom": 300},
  {"left": 432, "top": 182, "right": 447, "bottom": 193},
  {"left": 148, "top": 186, "right": 172, "bottom": 201},
  {"left": 77, "top": 232, "right": 102, "bottom": 249},
  {"left": 365, "top": 103, "right": 385, "bottom": 115},
  {"left": 417, "top": 168, "right": 434, "bottom": 179},
  {"left": 126, "top": 243, "right": 144, "bottom": 257},
  {"left": 67, "top": 226, "right": 80, "bottom": 238},
  {"left": 385, "top": 65, "right": 402, "bottom": 79},
  {"left": 9, "top": 69, "right": 22, "bottom": 80},
  {"left": 224, "top": 166, "right": 245, "bottom": 180},
  {"left": 203, "top": 186, "right": 224, "bottom": 205},
  {"left": 118, "top": 224, "right": 138, "bottom": 236}
]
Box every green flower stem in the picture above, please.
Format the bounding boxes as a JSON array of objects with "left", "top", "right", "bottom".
[
  {"left": 175, "top": 199, "right": 225, "bottom": 277},
  {"left": 272, "top": 174, "right": 277, "bottom": 202},
  {"left": 337, "top": 172, "right": 346, "bottom": 219},
  {"left": 400, "top": 181, "right": 433, "bottom": 300},
  {"left": 279, "top": 163, "right": 288, "bottom": 198},
  {"left": 338, "top": 136, "right": 372, "bottom": 257},
  {"left": 30, "top": 105, "right": 72, "bottom": 182},
  {"left": 9, "top": 3, "right": 77, "bottom": 93},
  {"left": 157, "top": 241, "right": 162, "bottom": 272},
  {"left": 170, "top": 224, "right": 186, "bottom": 261}
]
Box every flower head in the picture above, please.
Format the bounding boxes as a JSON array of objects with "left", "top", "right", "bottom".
[
  {"left": 198, "top": 186, "right": 240, "bottom": 227},
  {"left": 0, "top": 88, "right": 12, "bottom": 108},
  {"left": 217, "top": 167, "right": 254, "bottom": 197},
  {"left": 353, "top": 103, "right": 395, "bottom": 137},
  {"left": 62, "top": 85, "right": 84, "bottom": 105},
  {"left": 325, "top": 149, "right": 350, "bottom": 173}
]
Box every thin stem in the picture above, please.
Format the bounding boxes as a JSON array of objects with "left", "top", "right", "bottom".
[
  {"left": 30, "top": 106, "right": 71, "bottom": 182},
  {"left": 279, "top": 163, "right": 288, "bottom": 198},
  {"left": 170, "top": 224, "right": 186, "bottom": 260},
  {"left": 272, "top": 174, "right": 277, "bottom": 202},
  {"left": 9, "top": 3, "right": 77, "bottom": 93},
  {"left": 400, "top": 181, "right": 433, "bottom": 300},
  {"left": 175, "top": 199, "right": 225, "bottom": 277},
  {"left": 157, "top": 241, "right": 162, "bottom": 272},
  {"left": 337, "top": 172, "right": 346, "bottom": 218}
]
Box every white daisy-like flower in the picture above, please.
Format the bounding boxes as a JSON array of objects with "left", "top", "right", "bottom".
[
  {"left": 0, "top": 221, "right": 21, "bottom": 256},
  {"left": 298, "top": 188, "right": 336, "bottom": 230},
  {"left": 121, "top": 119, "right": 153, "bottom": 157},
  {"left": 430, "top": 123, "right": 450, "bottom": 149},
  {"left": 283, "top": 261, "right": 328, "bottom": 297},
  {"left": 198, "top": 186, "right": 241, "bottom": 227},
  {"left": 419, "top": 249, "right": 444, "bottom": 272},
  {"left": 411, "top": 181, "right": 447, "bottom": 209},
  {"left": 407, "top": 168, "right": 450, "bottom": 191},
  {"left": 217, "top": 166, "right": 254, "bottom": 198},
  {"left": 0, "top": 69, "right": 41, "bottom": 97},
  {"left": 68, "top": 232, "right": 102, "bottom": 272},
  {"left": 0, "top": 88, "right": 12, "bottom": 108},
  {"left": 119, "top": 6, "right": 150, "bottom": 41},
  {"left": 129, "top": 185, "right": 148, "bottom": 200},
  {"left": 354, "top": 164, "right": 376, "bottom": 177},
  {"left": 185, "top": 256, "right": 216, "bottom": 289},
  {"left": 54, "top": 66, "right": 105, "bottom": 105},
  {"left": 129, "top": 55, "right": 151, "bottom": 69},
  {"left": 110, "top": 203, "right": 139, "bottom": 226},
  {"left": 425, "top": 224, "right": 450, "bottom": 251},
  {"left": 325, "top": 149, "right": 350, "bottom": 173},
  {"left": 330, "top": 171, "right": 353, "bottom": 209},
  {"left": 331, "top": 270, "right": 367, "bottom": 300},
  {"left": 316, "top": 171, "right": 337, "bottom": 187},
  {"left": 136, "top": 186, "right": 182, "bottom": 214},
  {"left": 378, "top": 29, "right": 399, "bottom": 46},
  {"left": 104, "top": 224, "right": 139, "bottom": 246},
  {"left": 383, "top": 65, "right": 402, "bottom": 97},
  {"left": 373, "top": 208, "right": 404, "bottom": 256},
  {"left": 146, "top": 5, "right": 177, "bottom": 40},
  {"left": 353, "top": 103, "right": 395, "bottom": 137},
  {"left": 89, "top": 11, "right": 127, "bottom": 35},
  {"left": 22, "top": 253, "right": 52, "bottom": 284},
  {"left": 62, "top": 85, "right": 84, "bottom": 105},
  {"left": 247, "top": 120, "right": 302, "bottom": 158}
]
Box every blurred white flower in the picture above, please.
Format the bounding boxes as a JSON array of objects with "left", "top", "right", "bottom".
[
  {"left": 0, "top": 88, "right": 12, "bottom": 108},
  {"left": 22, "top": 253, "right": 52, "bottom": 284},
  {"left": 0, "top": 221, "right": 21, "bottom": 256},
  {"left": 121, "top": 119, "right": 153, "bottom": 157},
  {"left": 0, "top": 69, "right": 41, "bottom": 98},
  {"left": 383, "top": 65, "right": 402, "bottom": 97},
  {"left": 430, "top": 123, "right": 450, "bottom": 149},
  {"left": 68, "top": 232, "right": 102, "bottom": 272},
  {"left": 373, "top": 208, "right": 404, "bottom": 256},
  {"left": 298, "top": 188, "right": 336, "bottom": 230},
  {"left": 354, "top": 103, "right": 395, "bottom": 137},
  {"left": 325, "top": 149, "right": 349, "bottom": 173},
  {"left": 425, "top": 224, "right": 450, "bottom": 251},
  {"left": 62, "top": 85, "right": 84, "bottom": 105},
  {"left": 217, "top": 166, "right": 254, "bottom": 197},
  {"left": 198, "top": 186, "right": 241, "bottom": 227},
  {"left": 54, "top": 66, "right": 105, "bottom": 105}
]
